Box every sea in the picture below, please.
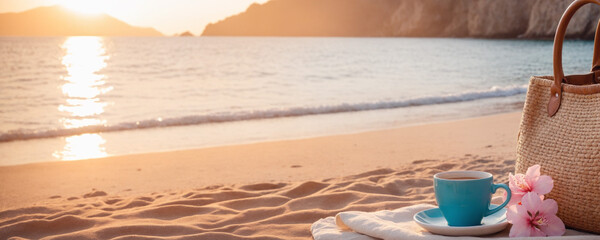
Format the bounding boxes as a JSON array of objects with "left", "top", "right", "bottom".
[{"left": 0, "top": 37, "right": 594, "bottom": 166}]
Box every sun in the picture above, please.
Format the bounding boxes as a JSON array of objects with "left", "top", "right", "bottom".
[{"left": 60, "top": 0, "right": 106, "bottom": 15}]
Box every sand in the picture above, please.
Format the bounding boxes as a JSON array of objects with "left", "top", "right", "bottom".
[
  {"left": 2, "top": 157, "right": 514, "bottom": 239},
  {"left": 1, "top": 111, "right": 594, "bottom": 239},
  {"left": 0, "top": 112, "right": 521, "bottom": 210}
]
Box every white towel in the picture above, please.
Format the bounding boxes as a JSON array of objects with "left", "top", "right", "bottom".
[{"left": 310, "top": 204, "right": 599, "bottom": 240}]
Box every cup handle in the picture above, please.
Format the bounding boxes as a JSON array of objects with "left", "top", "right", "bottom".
[{"left": 485, "top": 183, "right": 511, "bottom": 216}]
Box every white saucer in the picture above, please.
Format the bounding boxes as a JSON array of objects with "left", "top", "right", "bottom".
[{"left": 413, "top": 205, "right": 508, "bottom": 236}]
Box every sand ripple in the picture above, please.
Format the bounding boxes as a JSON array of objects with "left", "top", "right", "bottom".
[{"left": 0, "top": 156, "right": 513, "bottom": 239}]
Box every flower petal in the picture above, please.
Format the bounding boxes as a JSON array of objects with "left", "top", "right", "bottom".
[
  {"left": 509, "top": 173, "right": 527, "bottom": 194},
  {"left": 508, "top": 173, "right": 517, "bottom": 189},
  {"left": 521, "top": 192, "right": 542, "bottom": 213},
  {"left": 506, "top": 205, "right": 519, "bottom": 223},
  {"left": 531, "top": 175, "right": 553, "bottom": 195},
  {"left": 540, "top": 214, "right": 566, "bottom": 236},
  {"left": 525, "top": 165, "right": 541, "bottom": 186},
  {"left": 525, "top": 164, "right": 541, "bottom": 178},
  {"left": 507, "top": 204, "right": 529, "bottom": 223},
  {"left": 539, "top": 198, "right": 558, "bottom": 215},
  {"left": 506, "top": 191, "right": 524, "bottom": 208},
  {"left": 530, "top": 227, "right": 547, "bottom": 237},
  {"left": 509, "top": 222, "right": 534, "bottom": 237}
]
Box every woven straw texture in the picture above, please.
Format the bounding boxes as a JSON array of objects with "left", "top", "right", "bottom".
[{"left": 516, "top": 76, "right": 600, "bottom": 233}]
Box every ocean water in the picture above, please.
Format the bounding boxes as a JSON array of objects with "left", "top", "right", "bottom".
[{"left": 0, "top": 37, "right": 594, "bottom": 165}]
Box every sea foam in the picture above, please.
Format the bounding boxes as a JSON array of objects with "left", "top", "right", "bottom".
[{"left": 0, "top": 84, "right": 527, "bottom": 142}]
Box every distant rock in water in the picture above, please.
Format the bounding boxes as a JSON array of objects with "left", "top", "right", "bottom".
[
  {"left": 0, "top": 5, "right": 162, "bottom": 36},
  {"left": 202, "top": 0, "right": 599, "bottom": 39},
  {"left": 178, "top": 31, "right": 194, "bottom": 37}
]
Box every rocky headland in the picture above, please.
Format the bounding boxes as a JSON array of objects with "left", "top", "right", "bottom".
[{"left": 202, "top": 0, "right": 600, "bottom": 39}]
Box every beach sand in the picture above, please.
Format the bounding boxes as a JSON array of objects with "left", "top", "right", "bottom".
[{"left": 1, "top": 111, "right": 586, "bottom": 239}]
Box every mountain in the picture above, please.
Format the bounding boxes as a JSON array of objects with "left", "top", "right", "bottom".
[
  {"left": 0, "top": 5, "right": 162, "bottom": 36},
  {"left": 202, "top": 0, "right": 600, "bottom": 39},
  {"left": 203, "top": 0, "right": 400, "bottom": 37}
]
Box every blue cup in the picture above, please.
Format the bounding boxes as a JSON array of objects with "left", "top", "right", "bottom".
[{"left": 434, "top": 171, "right": 511, "bottom": 226}]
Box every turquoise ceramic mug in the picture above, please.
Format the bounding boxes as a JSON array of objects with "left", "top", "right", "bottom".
[{"left": 434, "top": 171, "right": 511, "bottom": 226}]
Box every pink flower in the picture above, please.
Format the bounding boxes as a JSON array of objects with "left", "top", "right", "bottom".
[
  {"left": 505, "top": 164, "right": 553, "bottom": 207},
  {"left": 506, "top": 192, "right": 565, "bottom": 237}
]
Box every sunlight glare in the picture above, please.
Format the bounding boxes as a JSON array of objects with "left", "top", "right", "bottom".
[
  {"left": 57, "top": 36, "right": 111, "bottom": 161},
  {"left": 59, "top": 98, "right": 107, "bottom": 118},
  {"left": 60, "top": 0, "right": 106, "bottom": 15},
  {"left": 53, "top": 134, "right": 108, "bottom": 160},
  {"left": 59, "top": 36, "right": 111, "bottom": 129}
]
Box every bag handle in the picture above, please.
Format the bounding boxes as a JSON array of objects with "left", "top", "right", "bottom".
[
  {"left": 549, "top": 0, "right": 600, "bottom": 117},
  {"left": 594, "top": 20, "right": 600, "bottom": 71}
]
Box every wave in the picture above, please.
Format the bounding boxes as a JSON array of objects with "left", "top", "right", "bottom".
[{"left": 0, "top": 85, "right": 527, "bottom": 142}]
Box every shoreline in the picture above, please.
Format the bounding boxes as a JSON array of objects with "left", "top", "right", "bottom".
[
  {"left": 4, "top": 109, "right": 523, "bottom": 167},
  {"left": 0, "top": 103, "right": 524, "bottom": 167},
  {"left": 0, "top": 111, "right": 521, "bottom": 210}
]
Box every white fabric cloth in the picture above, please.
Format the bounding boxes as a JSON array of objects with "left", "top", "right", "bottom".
[{"left": 310, "top": 204, "right": 599, "bottom": 240}]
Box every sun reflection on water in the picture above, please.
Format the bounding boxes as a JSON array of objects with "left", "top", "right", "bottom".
[
  {"left": 53, "top": 134, "right": 108, "bottom": 160},
  {"left": 54, "top": 36, "right": 111, "bottom": 161}
]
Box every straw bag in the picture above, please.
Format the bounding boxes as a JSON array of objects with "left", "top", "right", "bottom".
[{"left": 515, "top": 0, "right": 600, "bottom": 234}]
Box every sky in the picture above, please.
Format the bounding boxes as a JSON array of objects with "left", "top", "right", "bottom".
[{"left": 0, "top": 0, "right": 270, "bottom": 35}]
